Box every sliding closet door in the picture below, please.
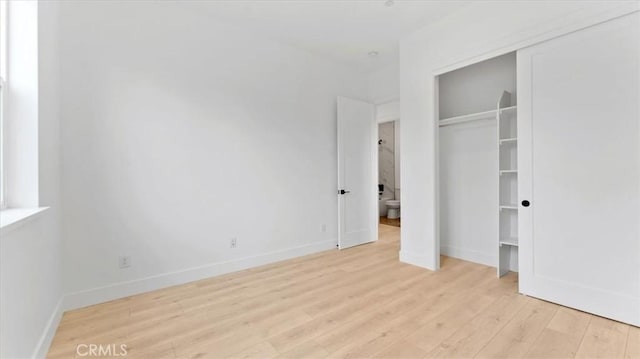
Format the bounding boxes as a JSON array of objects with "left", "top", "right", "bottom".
[{"left": 518, "top": 12, "right": 640, "bottom": 326}]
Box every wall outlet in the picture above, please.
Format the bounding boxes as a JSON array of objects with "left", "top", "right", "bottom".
[
  {"left": 119, "top": 256, "right": 131, "bottom": 269},
  {"left": 230, "top": 238, "right": 237, "bottom": 248},
  {"left": 321, "top": 224, "right": 327, "bottom": 233}
]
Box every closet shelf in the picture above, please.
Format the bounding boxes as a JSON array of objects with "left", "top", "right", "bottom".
[
  {"left": 500, "top": 205, "right": 518, "bottom": 211},
  {"left": 499, "top": 138, "right": 517, "bottom": 145},
  {"left": 439, "top": 109, "right": 497, "bottom": 127},
  {"left": 497, "top": 92, "right": 518, "bottom": 279},
  {"left": 439, "top": 106, "right": 517, "bottom": 127},
  {"left": 499, "top": 237, "right": 519, "bottom": 247},
  {"left": 500, "top": 106, "right": 517, "bottom": 115}
]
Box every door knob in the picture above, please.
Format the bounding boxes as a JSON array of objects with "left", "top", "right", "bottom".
[
  {"left": 339, "top": 189, "right": 350, "bottom": 195},
  {"left": 522, "top": 200, "right": 530, "bottom": 207}
]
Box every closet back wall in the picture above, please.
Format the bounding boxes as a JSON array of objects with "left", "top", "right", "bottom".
[
  {"left": 438, "top": 53, "right": 516, "bottom": 118},
  {"left": 59, "top": 1, "right": 368, "bottom": 307},
  {"left": 438, "top": 53, "right": 516, "bottom": 267}
]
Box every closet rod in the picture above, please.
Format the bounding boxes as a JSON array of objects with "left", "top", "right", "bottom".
[{"left": 439, "top": 106, "right": 517, "bottom": 127}]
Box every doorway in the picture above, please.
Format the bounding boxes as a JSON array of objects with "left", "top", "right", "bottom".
[
  {"left": 378, "top": 120, "right": 400, "bottom": 228},
  {"left": 336, "top": 97, "right": 400, "bottom": 250},
  {"left": 375, "top": 99, "right": 401, "bottom": 252}
]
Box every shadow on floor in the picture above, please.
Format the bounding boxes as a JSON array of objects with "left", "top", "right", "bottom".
[{"left": 379, "top": 216, "right": 400, "bottom": 227}]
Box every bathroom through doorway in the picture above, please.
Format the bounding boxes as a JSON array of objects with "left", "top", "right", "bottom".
[{"left": 377, "top": 100, "right": 400, "bottom": 230}]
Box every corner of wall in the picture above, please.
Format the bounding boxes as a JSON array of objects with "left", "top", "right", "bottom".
[
  {"left": 32, "top": 297, "right": 64, "bottom": 359},
  {"left": 399, "top": 249, "right": 436, "bottom": 271}
]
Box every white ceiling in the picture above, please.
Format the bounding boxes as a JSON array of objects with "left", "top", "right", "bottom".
[{"left": 186, "top": 0, "right": 470, "bottom": 73}]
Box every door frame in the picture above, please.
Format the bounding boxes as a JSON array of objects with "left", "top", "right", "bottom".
[{"left": 375, "top": 98, "right": 400, "bottom": 230}]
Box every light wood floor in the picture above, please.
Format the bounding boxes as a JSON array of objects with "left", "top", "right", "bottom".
[{"left": 49, "top": 224, "right": 639, "bottom": 359}]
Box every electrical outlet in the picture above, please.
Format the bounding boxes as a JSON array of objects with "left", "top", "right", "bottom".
[
  {"left": 230, "top": 238, "right": 237, "bottom": 248},
  {"left": 321, "top": 224, "right": 327, "bottom": 233},
  {"left": 119, "top": 256, "right": 131, "bottom": 269}
]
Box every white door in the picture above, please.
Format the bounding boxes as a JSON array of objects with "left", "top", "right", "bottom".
[
  {"left": 337, "top": 96, "right": 377, "bottom": 249},
  {"left": 518, "top": 13, "right": 640, "bottom": 326}
]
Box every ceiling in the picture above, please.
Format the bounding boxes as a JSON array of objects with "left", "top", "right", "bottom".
[{"left": 185, "top": 0, "right": 470, "bottom": 73}]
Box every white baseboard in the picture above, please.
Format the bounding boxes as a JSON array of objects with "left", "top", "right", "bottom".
[
  {"left": 399, "top": 250, "right": 435, "bottom": 270},
  {"left": 32, "top": 296, "right": 64, "bottom": 359},
  {"left": 339, "top": 237, "right": 375, "bottom": 249},
  {"left": 440, "top": 245, "right": 496, "bottom": 268},
  {"left": 63, "top": 239, "right": 337, "bottom": 311}
]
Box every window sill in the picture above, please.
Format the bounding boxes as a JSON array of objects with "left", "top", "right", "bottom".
[{"left": 0, "top": 207, "right": 49, "bottom": 236}]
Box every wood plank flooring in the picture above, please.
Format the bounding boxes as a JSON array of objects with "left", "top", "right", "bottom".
[
  {"left": 48, "top": 224, "right": 638, "bottom": 358},
  {"left": 379, "top": 217, "right": 400, "bottom": 227}
]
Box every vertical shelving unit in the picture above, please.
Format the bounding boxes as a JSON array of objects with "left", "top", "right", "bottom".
[{"left": 497, "top": 91, "right": 518, "bottom": 277}]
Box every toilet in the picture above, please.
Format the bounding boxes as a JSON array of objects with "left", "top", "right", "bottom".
[
  {"left": 386, "top": 199, "right": 400, "bottom": 219},
  {"left": 379, "top": 196, "right": 392, "bottom": 217}
]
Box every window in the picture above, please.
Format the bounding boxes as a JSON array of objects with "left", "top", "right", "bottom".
[{"left": 0, "top": 0, "right": 7, "bottom": 210}]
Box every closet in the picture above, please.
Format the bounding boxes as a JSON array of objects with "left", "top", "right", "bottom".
[
  {"left": 436, "top": 12, "right": 639, "bottom": 326},
  {"left": 437, "top": 52, "right": 518, "bottom": 277}
]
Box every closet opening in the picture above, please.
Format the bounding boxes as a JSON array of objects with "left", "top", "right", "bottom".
[{"left": 435, "top": 52, "right": 518, "bottom": 278}]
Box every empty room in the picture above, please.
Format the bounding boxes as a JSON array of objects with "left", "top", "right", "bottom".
[{"left": 0, "top": 0, "right": 639, "bottom": 358}]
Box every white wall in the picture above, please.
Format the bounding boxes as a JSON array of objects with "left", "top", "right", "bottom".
[
  {"left": 58, "top": 1, "right": 368, "bottom": 307},
  {"left": 399, "top": 1, "right": 639, "bottom": 270},
  {"left": 368, "top": 62, "right": 399, "bottom": 104},
  {"left": 0, "top": 2, "right": 63, "bottom": 358},
  {"left": 0, "top": 215, "right": 62, "bottom": 359},
  {"left": 376, "top": 101, "right": 400, "bottom": 123},
  {"left": 439, "top": 120, "right": 497, "bottom": 266}
]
